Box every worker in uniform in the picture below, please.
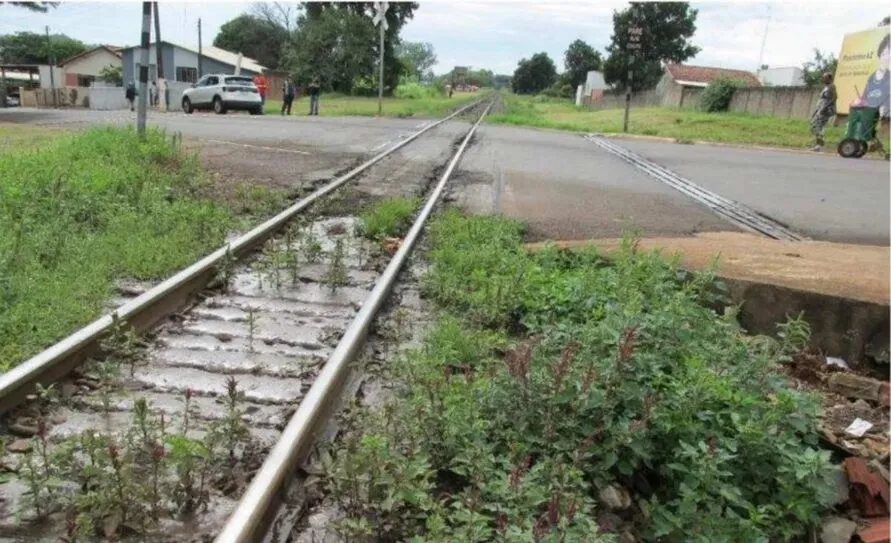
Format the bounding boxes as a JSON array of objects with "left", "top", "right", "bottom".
[{"left": 254, "top": 73, "right": 268, "bottom": 109}]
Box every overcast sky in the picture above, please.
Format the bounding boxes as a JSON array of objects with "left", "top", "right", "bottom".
[{"left": 1, "top": 1, "right": 887, "bottom": 75}]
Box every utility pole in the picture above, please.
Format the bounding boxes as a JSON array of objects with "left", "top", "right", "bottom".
[
  {"left": 372, "top": 2, "right": 389, "bottom": 116},
  {"left": 137, "top": 2, "right": 151, "bottom": 137},
  {"left": 153, "top": 1, "right": 166, "bottom": 111},
  {"left": 45, "top": 25, "right": 57, "bottom": 107},
  {"left": 624, "top": 5, "right": 642, "bottom": 133},
  {"left": 197, "top": 18, "right": 203, "bottom": 78},
  {"left": 756, "top": 4, "right": 772, "bottom": 75}
]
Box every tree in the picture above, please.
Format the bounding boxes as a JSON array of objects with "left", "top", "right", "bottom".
[
  {"left": 801, "top": 49, "right": 838, "bottom": 87},
  {"left": 512, "top": 52, "right": 557, "bottom": 94},
  {"left": 280, "top": 8, "right": 376, "bottom": 94},
  {"left": 5, "top": 2, "right": 58, "bottom": 12},
  {"left": 603, "top": 2, "right": 700, "bottom": 91},
  {"left": 493, "top": 74, "right": 512, "bottom": 89},
  {"left": 213, "top": 14, "right": 288, "bottom": 69},
  {"left": 0, "top": 32, "right": 88, "bottom": 65},
  {"left": 299, "top": 2, "right": 418, "bottom": 93},
  {"left": 880, "top": 16, "right": 890, "bottom": 26},
  {"left": 252, "top": 2, "right": 299, "bottom": 32},
  {"left": 99, "top": 63, "right": 122, "bottom": 86},
  {"left": 564, "top": 39, "right": 603, "bottom": 88},
  {"left": 397, "top": 41, "right": 436, "bottom": 80}
]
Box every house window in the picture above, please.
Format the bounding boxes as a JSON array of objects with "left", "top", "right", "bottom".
[
  {"left": 176, "top": 67, "right": 198, "bottom": 83},
  {"left": 77, "top": 75, "right": 96, "bottom": 87}
]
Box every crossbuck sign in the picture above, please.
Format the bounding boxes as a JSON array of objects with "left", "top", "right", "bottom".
[{"left": 373, "top": 2, "right": 389, "bottom": 30}]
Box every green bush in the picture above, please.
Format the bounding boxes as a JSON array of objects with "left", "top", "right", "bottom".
[
  {"left": 700, "top": 77, "right": 745, "bottom": 112},
  {"left": 358, "top": 196, "right": 419, "bottom": 240},
  {"left": 394, "top": 81, "right": 443, "bottom": 100},
  {"left": 0, "top": 127, "right": 230, "bottom": 369},
  {"left": 329, "top": 211, "right": 836, "bottom": 541}
]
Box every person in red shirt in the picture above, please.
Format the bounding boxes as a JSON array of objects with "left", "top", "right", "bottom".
[{"left": 254, "top": 73, "right": 268, "bottom": 109}]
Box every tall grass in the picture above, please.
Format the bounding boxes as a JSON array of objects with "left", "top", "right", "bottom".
[{"left": 0, "top": 126, "right": 230, "bottom": 370}]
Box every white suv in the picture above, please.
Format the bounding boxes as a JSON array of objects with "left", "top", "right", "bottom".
[{"left": 182, "top": 74, "right": 263, "bottom": 115}]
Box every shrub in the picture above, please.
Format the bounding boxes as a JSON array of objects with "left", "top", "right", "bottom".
[
  {"left": 358, "top": 196, "right": 419, "bottom": 240},
  {"left": 394, "top": 81, "right": 443, "bottom": 100},
  {"left": 0, "top": 127, "right": 230, "bottom": 368},
  {"left": 699, "top": 77, "right": 745, "bottom": 112},
  {"left": 331, "top": 211, "right": 836, "bottom": 541}
]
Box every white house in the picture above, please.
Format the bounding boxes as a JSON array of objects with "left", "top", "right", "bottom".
[
  {"left": 59, "top": 45, "right": 122, "bottom": 87},
  {"left": 757, "top": 66, "right": 805, "bottom": 87}
]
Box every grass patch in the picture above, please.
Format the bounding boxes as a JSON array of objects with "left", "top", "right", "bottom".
[
  {"left": 0, "top": 123, "right": 67, "bottom": 153},
  {"left": 488, "top": 93, "right": 891, "bottom": 151},
  {"left": 323, "top": 210, "right": 836, "bottom": 541},
  {"left": 0, "top": 126, "right": 231, "bottom": 370},
  {"left": 264, "top": 91, "right": 479, "bottom": 118},
  {"left": 358, "top": 196, "right": 419, "bottom": 240}
]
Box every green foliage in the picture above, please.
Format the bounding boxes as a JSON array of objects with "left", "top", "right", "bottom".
[
  {"left": 603, "top": 2, "right": 700, "bottom": 91},
  {"left": 512, "top": 52, "right": 558, "bottom": 94},
  {"left": 285, "top": 2, "right": 418, "bottom": 94},
  {"left": 331, "top": 211, "right": 835, "bottom": 540},
  {"left": 213, "top": 14, "right": 288, "bottom": 69},
  {"left": 564, "top": 39, "right": 603, "bottom": 88},
  {"left": 394, "top": 80, "right": 443, "bottom": 99},
  {"left": 801, "top": 49, "right": 839, "bottom": 88},
  {"left": 397, "top": 41, "right": 437, "bottom": 80},
  {"left": 699, "top": 77, "right": 745, "bottom": 112},
  {"left": 0, "top": 31, "right": 86, "bottom": 65},
  {"left": 0, "top": 127, "right": 230, "bottom": 370},
  {"left": 98, "top": 63, "right": 122, "bottom": 86},
  {"left": 359, "top": 196, "right": 419, "bottom": 240},
  {"left": 5, "top": 2, "right": 57, "bottom": 12},
  {"left": 280, "top": 8, "right": 376, "bottom": 93}
]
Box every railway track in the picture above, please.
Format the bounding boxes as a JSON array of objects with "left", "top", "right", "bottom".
[
  {"left": 0, "top": 98, "right": 494, "bottom": 541},
  {"left": 584, "top": 134, "right": 805, "bottom": 241}
]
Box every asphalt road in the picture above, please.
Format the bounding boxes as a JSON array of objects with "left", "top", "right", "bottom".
[
  {"left": 3, "top": 107, "right": 888, "bottom": 245},
  {"left": 615, "top": 138, "right": 890, "bottom": 245}
]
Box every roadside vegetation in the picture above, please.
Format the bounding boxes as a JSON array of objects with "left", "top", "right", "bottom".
[
  {"left": 358, "top": 196, "right": 419, "bottom": 240},
  {"left": 0, "top": 126, "right": 231, "bottom": 370},
  {"left": 486, "top": 93, "right": 862, "bottom": 150},
  {"left": 322, "top": 210, "right": 836, "bottom": 541}
]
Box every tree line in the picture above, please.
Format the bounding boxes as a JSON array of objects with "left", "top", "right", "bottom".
[{"left": 512, "top": 2, "right": 699, "bottom": 96}]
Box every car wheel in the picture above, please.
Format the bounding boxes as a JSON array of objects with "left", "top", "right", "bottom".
[
  {"left": 182, "top": 97, "right": 193, "bottom": 114},
  {"left": 213, "top": 97, "right": 226, "bottom": 115},
  {"left": 249, "top": 107, "right": 263, "bottom": 115}
]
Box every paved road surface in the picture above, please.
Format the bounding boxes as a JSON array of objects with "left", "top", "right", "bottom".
[
  {"left": 616, "top": 138, "right": 890, "bottom": 245},
  {"left": 3, "top": 107, "right": 887, "bottom": 245}
]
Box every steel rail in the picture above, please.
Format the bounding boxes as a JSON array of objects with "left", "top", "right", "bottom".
[
  {"left": 588, "top": 135, "right": 800, "bottom": 240},
  {"left": 216, "top": 100, "right": 495, "bottom": 543},
  {"left": 0, "top": 98, "right": 486, "bottom": 415},
  {"left": 585, "top": 135, "right": 804, "bottom": 241}
]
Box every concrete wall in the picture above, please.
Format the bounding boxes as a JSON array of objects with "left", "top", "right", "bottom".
[
  {"left": 64, "top": 49, "right": 121, "bottom": 78},
  {"left": 37, "top": 65, "right": 64, "bottom": 89},
  {"left": 587, "top": 88, "right": 663, "bottom": 110},
  {"left": 89, "top": 80, "right": 192, "bottom": 111},
  {"left": 728, "top": 86, "right": 820, "bottom": 118},
  {"left": 21, "top": 86, "right": 90, "bottom": 107}
]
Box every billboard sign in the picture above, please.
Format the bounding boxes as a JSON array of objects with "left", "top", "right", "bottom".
[{"left": 834, "top": 27, "right": 890, "bottom": 116}]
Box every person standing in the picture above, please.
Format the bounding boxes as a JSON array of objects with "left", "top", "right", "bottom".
[
  {"left": 254, "top": 72, "right": 268, "bottom": 108},
  {"left": 308, "top": 77, "right": 320, "bottom": 115},
  {"left": 149, "top": 80, "right": 157, "bottom": 107},
  {"left": 281, "top": 74, "right": 295, "bottom": 115},
  {"left": 125, "top": 81, "right": 137, "bottom": 112},
  {"left": 809, "top": 73, "right": 837, "bottom": 151}
]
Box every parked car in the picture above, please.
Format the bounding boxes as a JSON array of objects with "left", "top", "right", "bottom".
[
  {"left": 181, "top": 74, "right": 262, "bottom": 115},
  {"left": 5, "top": 95, "right": 19, "bottom": 107}
]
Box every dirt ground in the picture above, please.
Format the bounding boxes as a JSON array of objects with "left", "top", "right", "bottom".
[{"left": 527, "top": 232, "right": 890, "bottom": 305}]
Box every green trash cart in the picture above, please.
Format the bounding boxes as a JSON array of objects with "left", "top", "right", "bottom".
[{"left": 837, "top": 106, "right": 889, "bottom": 159}]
